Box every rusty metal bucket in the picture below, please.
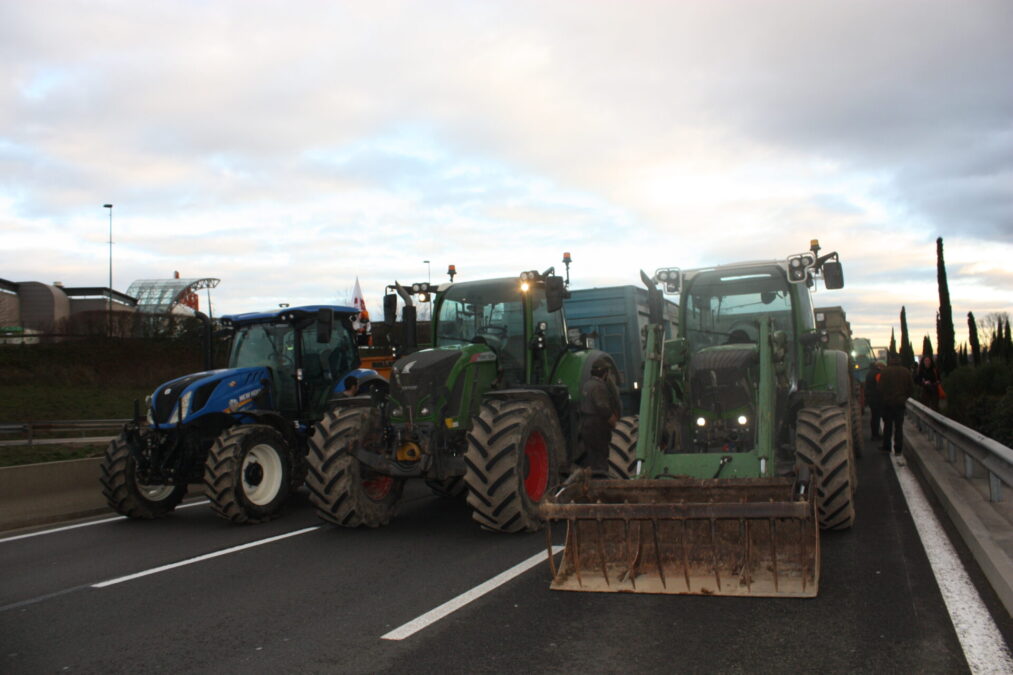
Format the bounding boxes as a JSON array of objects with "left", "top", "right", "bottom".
[{"left": 539, "top": 476, "right": 819, "bottom": 597}]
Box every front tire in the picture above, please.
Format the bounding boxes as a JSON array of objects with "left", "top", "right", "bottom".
[
  {"left": 101, "top": 432, "right": 187, "bottom": 519},
  {"left": 204, "top": 425, "right": 292, "bottom": 524},
  {"left": 795, "top": 406, "right": 856, "bottom": 530},
  {"left": 306, "top": 406, "right": 404, "bottom": 527},
  {"left": 608, "top": 415, "right": 639, "bottom": 478},
  {"left": 463, "top": 398, "right": 564, "bottom": 533}
]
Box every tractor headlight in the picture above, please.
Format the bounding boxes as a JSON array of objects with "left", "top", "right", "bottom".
[
  {"left": 177, "top": 391, "right": 193, "bottom": 422},
  {"left": 390, "top": 406, "right": 404, "bottom": 418},
  {"left": 520, "top": 281, "right": 530, "bottom": 292},
  {"left": 696, "top": 416, "right": 707, "bottom": 427},
  {"left": 737, "top": 415, "right": 748, "bottom": 426},
  {"left": 420, "top": 406, "right": 431, "bottom": 416}
]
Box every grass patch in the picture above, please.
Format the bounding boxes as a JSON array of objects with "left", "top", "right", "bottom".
[
  {"left": 0, "top": 384, "right": 152, "bottom": 421},
  {"left": 0, "top": 442, "right": 108, "bottom": 467}
]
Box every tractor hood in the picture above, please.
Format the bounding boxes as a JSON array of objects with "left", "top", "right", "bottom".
[
  {"left": 389, "top": 348, "right": 464, "bottom": 411},
  {"left": 150, "top": 366, "right": 270, "bottom": 428}
]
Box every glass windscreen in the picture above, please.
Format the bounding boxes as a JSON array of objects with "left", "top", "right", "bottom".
[{"left": 683, "top": 269, "right": 793, "bottom": 353}]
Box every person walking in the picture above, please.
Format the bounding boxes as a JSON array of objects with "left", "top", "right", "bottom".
[
  {"left": 864, "top": 361, "right": 884, "bottom": 440},
  {"left": 579, "top": 358, "right": 621, "bottom": 478},
  {"left": 915, "top": 354, "right": 941, "bottom": 410},
  {"left": 878, "top": 354, "right": 914, "bottom": 456}
]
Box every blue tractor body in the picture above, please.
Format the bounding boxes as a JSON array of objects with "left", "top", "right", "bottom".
[{"left": 102, "top": 304, "right": 386, "bottom": 524}]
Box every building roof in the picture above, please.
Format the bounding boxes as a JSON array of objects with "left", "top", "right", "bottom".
[{"left": 125, "top": 277, "right": 220, "bottom": 313}]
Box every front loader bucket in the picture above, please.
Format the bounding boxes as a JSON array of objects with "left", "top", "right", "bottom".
[{"left": 539, "top": 477, "right": 819, "bottom": 597}]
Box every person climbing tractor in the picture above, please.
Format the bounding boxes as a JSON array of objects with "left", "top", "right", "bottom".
[{"left": 579, "top": 358, "right": 621, "bottom": 477}]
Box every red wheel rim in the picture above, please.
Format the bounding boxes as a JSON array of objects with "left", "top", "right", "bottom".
[
  {"left": 523, "top": 431, "right": 549, "bottom": 501},
  {"left": 363, "top": 474, "right": 394, "bottom": 500}
]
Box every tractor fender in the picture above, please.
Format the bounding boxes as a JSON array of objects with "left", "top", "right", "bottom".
[
  {"left": 240, "top": 410, "right": 301, "bottom": 452},
  {"left": 333, "top": 367, "right": 387, "bottom": 395},
  {"left": 481, "top": 388, "right": 555, "bottom": 404},
  {"left": 809, "top": 349, "right": 851, "bottom": 407}
]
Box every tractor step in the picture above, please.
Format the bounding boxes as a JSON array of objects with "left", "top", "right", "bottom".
[{"left": 539, "top": 475, "right": 819, "bottom": 597}]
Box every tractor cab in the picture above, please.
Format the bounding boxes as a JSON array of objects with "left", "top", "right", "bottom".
[{"left": 224, "top": 305, "right": 360, "bottom": 418}]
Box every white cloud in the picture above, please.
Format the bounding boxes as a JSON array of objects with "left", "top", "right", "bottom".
[{"left": 1, "top": 0, "right": 1010, "bottom": 348}]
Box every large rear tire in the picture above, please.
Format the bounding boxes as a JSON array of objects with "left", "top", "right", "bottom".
[
  {"left": 795, "top": 406, "right": 856, "bottom": 530},
  {"left": 204, "top": 425, "right": 292, "bottom": 524},
  {"left": 101, "top": 432, "right": 187, "bottom": 519},
  {"left": 463, "top": 398, "right": 564, "bottom": 533},
  {"left": 306, "top": 407, "right": 404, "bottom": 527},
  {"left": 608, "top": 415, "right": 639, "bottom": 478}
]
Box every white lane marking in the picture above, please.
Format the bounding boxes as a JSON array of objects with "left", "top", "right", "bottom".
[
  {"left": 382, "top": 546, "right": 563, "bottom": 641},
  {"left": 0, "top": 500, "right": 210, "bottom": 544},
  {"left": 92, "top": 526, "right": 319, "bottom": 588},
  {"left": 892, "top": 455, "right": 1013, "bottom": 673}
]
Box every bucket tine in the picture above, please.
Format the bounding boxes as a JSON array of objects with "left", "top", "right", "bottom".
[
  {"left": 651, "top": 518, "right": 668, "bottom": 590},
  {"left": 769, "top": 518, "right": 779, "bottom": 593},
  {"left": 710, "top": 518, "right": 721, "bottom": 593},
  {"left": 545, "top": 521, "right": 557, "bottom": 578},
  {"left": 679, "top": 519, "right": 690, "bottom": 591},
  {"left": 595, "top": 518, "right": 610, "bottom": 587},
  {"left": 569, "top": 519, "right": 583, "bottom": 588},
  {"left": 623, "top": 518, "right": 636, "bottom": 590},
  {"left": 743, "top": 518, "right": 752, "bottom": 593},
  {"left": 799, "top": 518, "right": 806, "bottom": 594}
]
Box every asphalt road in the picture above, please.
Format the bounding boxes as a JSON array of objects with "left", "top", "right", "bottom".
[{"left": 1, "top": 433, "right": 1006, "bottom": 674}]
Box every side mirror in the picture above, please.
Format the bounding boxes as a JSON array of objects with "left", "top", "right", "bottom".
[
  {"left": 383, "top": 293, "right": 398, "bottom": 325},
  {"left": 401, "top": 305, "right": 418, "bottom": 349},
  {"left": 316, "top": 308, "right": 333, "bottom": 344},
  {"left": 545, "top": 276, "right": 567, "bottom": 313},
  {"left": 647, "top": 284, "right": 664, "bottom": 326},
  {"left": 822, "top": 261, "right": 844, "bottom": 289}
]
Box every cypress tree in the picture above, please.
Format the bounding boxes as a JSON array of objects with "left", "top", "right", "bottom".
[
  {"left": 968, "top": 311, "right": 981, "bottom": 365},
  {"left": 936, "top": 237, "right": 957, "bottom": 374},
  {"left": 900, "top": 306, "right": 915, "bottom": 366},
  {"left": 1005, "top": 319, "right": 1013, "bottom": 362},
  {"left": 922, "top": 335, "right": 934, "bottom": 360},
  {"left": 889, "top": 327, "right": 897, "bottom": 356}
]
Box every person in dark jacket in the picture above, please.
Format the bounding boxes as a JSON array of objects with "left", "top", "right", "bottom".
[
  {"left": 878, "top": 354, "right": 915, "bottom": 455},
  {"left": 864, "top": 361, "right": 884, "bottom": 439},
  {"left": 579, "top": 359, "right": 621, "bottom": 477},
  {"left": 915, "top": 354, "right": 941, "bottom": 410}
]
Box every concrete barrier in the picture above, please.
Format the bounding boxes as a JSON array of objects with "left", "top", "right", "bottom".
[
  {"left": 905, "top": 420, "right": 1013, "bottom": 617},
  {"left": 0, "top": 458, "right": 110, "bottom": 531}
]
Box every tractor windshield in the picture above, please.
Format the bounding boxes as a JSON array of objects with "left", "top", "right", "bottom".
[
  {"left": 683, "top": 267, "right": 794, "bottom": 354},
  {"left": 229, "top": 323, "right": 295, "bottom": 371},
  {"left": 435, "top": 279, "right": 527, "bottom": 374}
]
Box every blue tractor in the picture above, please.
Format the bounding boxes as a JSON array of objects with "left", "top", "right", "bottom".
[{"left": 100, "top": 305, "right": 385, "bottom": 524}]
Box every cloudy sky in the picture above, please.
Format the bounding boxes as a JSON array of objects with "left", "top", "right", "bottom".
[{"left": 3, "top": 1, "right": 1011, "bottom": 347}]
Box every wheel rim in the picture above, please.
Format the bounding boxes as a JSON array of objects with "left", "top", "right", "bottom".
[
  {"left": 362, "top": 471, "right": 394, "bottom": 501},
  {"left": 242, "top": 443, "right": 284, "bottom": 506},
  {"left": 136, "top": 481, "right": 175, "bottom": 502},
  {"left": 522, "top": 430, "right": 549, "bottom": 501}
]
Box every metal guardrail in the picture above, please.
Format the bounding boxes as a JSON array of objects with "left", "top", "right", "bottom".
[
  {"left": 907, "top": 399, "right": 1013, "bottom": 503},
  {"left": 0, "top": 419, "right": 128, "bottom": 447}
]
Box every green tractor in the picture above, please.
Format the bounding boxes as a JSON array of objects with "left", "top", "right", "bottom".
[
  {"left": 305, "top": 265, "right": 622, "bottom": 532},
  {"left": 541, "top": 241, "right": 857, "bottom": 597}
]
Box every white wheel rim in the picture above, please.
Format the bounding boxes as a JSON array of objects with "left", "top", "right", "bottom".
[
  {"left": 242, "top": 443, "right": 284, "bottom": 506},
  {"left": 136, "top": 481, "right": 175, "bottom": 502}
]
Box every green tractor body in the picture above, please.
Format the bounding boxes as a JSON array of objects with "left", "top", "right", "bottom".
[
  {"left": 541, "top": 242, "right": 858, "bottom": 597},
  {"left": 306, "top": 267, "right": 622, "bottom": 532}
]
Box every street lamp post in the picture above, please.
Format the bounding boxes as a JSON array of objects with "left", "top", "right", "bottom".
[{"left": 104, "top": 204, "right": 113, "bottom": 336}]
